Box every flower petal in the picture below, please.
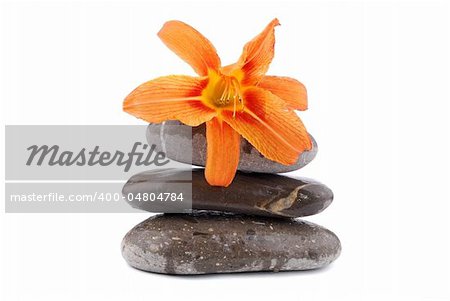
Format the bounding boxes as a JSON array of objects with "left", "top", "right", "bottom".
[
  {"left": 258, "top": 76, "right": 308, "bottom": 110},
  {"left": 222, "top": 87, "right": 311, "bottom": 165},
  {"left": 205, "top": 117, "right": 240, "bottom": 187},
  {"left": 158, "top": 20, "right": 221, "bottom": 76},
  {"left": 123, "top": 75, "right": 216, "bottom": 126},
  {"left": 235, "top": 18, "right": 280, "bottom": 85}
]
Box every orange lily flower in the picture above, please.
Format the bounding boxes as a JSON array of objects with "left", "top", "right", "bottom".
[{"left": 124, "top": 19, "right": 312, "bottom": 187}]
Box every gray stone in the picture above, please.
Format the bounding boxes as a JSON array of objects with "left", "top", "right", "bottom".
[
  {"left": 146, "top": 121, "right": 318, "bottom": 173},
  {"left": 121, "top": 212, "right": 341, "bottom": 275},
  {"left": 123, "top": 169, "right": 333, "bottom": 218}
]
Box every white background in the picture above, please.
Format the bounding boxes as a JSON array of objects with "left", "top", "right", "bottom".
[{"left": 1, "top": 0, "right": 449, "bottom": 300}]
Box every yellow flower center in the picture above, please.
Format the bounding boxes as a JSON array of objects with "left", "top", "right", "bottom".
[{"left": 202, "top": 70, "right": 244, "bottom": 115}]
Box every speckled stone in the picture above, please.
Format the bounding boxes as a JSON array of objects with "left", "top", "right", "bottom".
[
  {"left": 123, "top": 169, "right": 333, "bottom": 218},
  {"left": 146, "top": 121, "right": 318, "bottom": 173},
  {"left": 121, "top": 212, "right": 341, "bottom": 275}
]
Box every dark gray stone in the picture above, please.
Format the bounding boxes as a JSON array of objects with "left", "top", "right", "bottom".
[
  {"left": 121, "top": 212, "right": 341, "bottom": 275},
  {"left": 123, "top": 169, "right": 333, "bottom": 218},
  {"left": 146, "top": 121, "right": 318, "bottom": 173}
]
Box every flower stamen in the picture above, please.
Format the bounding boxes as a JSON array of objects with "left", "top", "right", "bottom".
[{"left": 202, "top": 71, "right": 244, "bottom": 117}]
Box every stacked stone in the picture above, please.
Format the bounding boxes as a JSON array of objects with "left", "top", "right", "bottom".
[{"left": 121, "top": 121, "right": 341, "bottom": 275}]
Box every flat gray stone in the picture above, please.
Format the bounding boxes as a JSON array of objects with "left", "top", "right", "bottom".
[
  {"left": 123, "top": 169, "right": 333, "bottom": 218},
  {"left": 121, "top": 212, "right": 341, "bottom": 275},
  {"left": 146, "top": 121, "right": 318, "bottom": 173}
]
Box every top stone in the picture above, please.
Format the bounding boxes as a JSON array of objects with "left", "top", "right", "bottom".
[{"left": 147, "top": 121, "right": 318, "bottom": 173}]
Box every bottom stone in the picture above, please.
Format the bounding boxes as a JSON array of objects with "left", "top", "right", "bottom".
[{"left": 121, "top": 212, "right": 341, "bottom": 275}]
